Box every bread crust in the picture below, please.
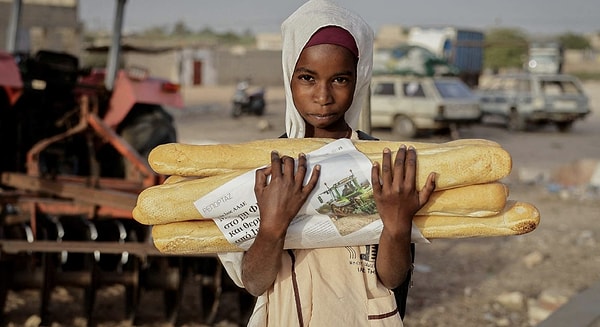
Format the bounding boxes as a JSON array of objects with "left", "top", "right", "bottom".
[
  {"left": 148, "top": 138, "right": 510, "bottom": 184},
  {"left": 134, "top": 181, "right": 508, "bottom": 226},
  {"left": 150, "top": 200, "right": 540, "bottom": 254}
]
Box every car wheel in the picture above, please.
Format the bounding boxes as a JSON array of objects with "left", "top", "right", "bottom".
[
  {"left": 252, "top": 98, "right": 265, "bottom": 116},
  {"left": 555, "top": 121, "right": 573, "bottom": 133},
  {"left": 392, "top": 115, "right": 418, "bottom": 139},
  {"left": 120, "top": 105, "right": 177, "bottom": 179},
  {"left": 507, "top": 109, "right": 526, "bottom": 131}
]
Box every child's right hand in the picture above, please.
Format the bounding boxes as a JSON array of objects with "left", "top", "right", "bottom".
[
  {"left": 254, "top": 151, "right": 320, "bottom": 238},
  {"left": 371, "top": 145, "right": 436, "bottom": 235}
]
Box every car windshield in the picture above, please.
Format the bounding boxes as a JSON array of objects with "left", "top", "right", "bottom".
[
  {"left": 529, "top": 54, "right": 559, "bottom": 64},
  {"left": 434, "top": 80, "right": 475, "bottom": 99}
]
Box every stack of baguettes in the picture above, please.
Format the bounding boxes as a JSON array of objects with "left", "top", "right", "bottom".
[{"left": 132, "top": 138, "right": 540, "bottom": 255}]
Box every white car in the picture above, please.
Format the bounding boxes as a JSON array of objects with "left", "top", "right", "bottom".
[{"left": 370, "top": 75, "right": 481, "bottom": 138}]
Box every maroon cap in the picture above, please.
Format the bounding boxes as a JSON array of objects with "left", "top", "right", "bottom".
[{"left": 304, "top": 26, "right": 359, "bottom": 58}]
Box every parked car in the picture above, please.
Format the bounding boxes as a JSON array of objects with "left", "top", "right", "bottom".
[
  {"left": 370, "top": 74, "right": 481, "bottom": 138},
  {"left": 477, "top": 73, "right": 590, "bottom": 132}
]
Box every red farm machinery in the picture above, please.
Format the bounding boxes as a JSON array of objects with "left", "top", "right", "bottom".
[{"left": 0, "top": 1, "right": 252, "bottom": 325}]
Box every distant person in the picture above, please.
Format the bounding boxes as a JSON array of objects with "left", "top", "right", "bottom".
[{"left": 218, "top": 0, "right": 436, "bottom": 325}]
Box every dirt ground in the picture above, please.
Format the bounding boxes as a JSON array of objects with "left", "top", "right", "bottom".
[{"left": 3, "top": 81, "right": 600, "bottom": 327}]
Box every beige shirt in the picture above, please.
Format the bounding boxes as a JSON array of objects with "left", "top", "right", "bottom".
[
  {"left": 263, "top": 246, "right": 403, "bottom": 326},
  {"left": 219, "top": 245, "right": 403, "bottom": 327}
]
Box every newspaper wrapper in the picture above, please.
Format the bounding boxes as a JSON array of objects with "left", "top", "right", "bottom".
[{"left": 193, "top": 138, "right": 429, "bottom": 250}]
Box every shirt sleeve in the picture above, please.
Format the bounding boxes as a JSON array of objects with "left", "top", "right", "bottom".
[{"left": 217, "top": 251, "right": 245, "bottom": 288}]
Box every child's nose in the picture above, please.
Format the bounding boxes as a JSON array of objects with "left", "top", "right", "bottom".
[{"left": 314, "top": 83, "right": 333, "bottom": 105}]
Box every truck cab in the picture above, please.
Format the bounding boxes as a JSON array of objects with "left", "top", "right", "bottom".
[{"left": 526, "top": 42, "right": 564, "bottom": 74}]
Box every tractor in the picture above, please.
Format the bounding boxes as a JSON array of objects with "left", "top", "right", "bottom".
[{"left": 0, "top": 0, "right": 244, "bottom": 325}]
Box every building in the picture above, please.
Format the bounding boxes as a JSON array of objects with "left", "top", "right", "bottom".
[{"left": 0, "top": 0, "right": 81, "bottom": 55}]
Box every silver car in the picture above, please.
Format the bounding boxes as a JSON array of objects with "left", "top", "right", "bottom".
[
  {"left": 477, "top": 73, "right": 591, "bottom": 132},
  {"left": 370, "top": 75, "right": 481, "bottom": 138}
]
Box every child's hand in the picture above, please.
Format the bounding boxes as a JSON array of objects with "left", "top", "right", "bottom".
[
  {"left": 254, "top": 151, "right": 320, "bottom": 237},
  {"left": 371, "top": 145, "right": 436, "bottom": 235}
]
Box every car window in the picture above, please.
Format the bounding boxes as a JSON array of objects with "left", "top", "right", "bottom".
[
  {"left": 540, "top": 80, "right": 582, "bottom": 95},
  {"left": 434, "top": 80, "right": 474, "bottom": 99},
  {"left": 403, "top": 82, "right": 425, "bottom": 97},
  {"left": 481, "top": 77, "right": 501, "bottom": 90},
  {"left": 517, "top": 79, "right": 531, "bottom": 92},
  {"left": 483, "top": 77, "right": 513, "bottom": 91},
  {"left": 373, "top": 82, "right": 395, "bottom": 95},
  {"left": 503, "top": 78, "right": 520, "bottom": 91}
]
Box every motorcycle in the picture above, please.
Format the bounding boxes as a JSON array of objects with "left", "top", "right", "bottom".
[{"left": 231, "top": 80, "right": 266, "bottom": 118}]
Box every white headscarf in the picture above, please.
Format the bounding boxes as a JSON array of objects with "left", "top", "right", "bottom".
[{"left": 282, "top": 0, "right": 374, "bottom": 138}]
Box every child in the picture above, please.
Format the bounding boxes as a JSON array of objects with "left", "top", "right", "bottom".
[{"left": 218, "top": 0, "right": 436, "bottom": 325}]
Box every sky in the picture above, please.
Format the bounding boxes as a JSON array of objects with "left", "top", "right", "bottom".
[{"left": 78, "top": 0, "right": 599, "bottom": 37}]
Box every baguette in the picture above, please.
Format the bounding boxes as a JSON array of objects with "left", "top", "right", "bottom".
[
  {"left": 136, "top": 139, "right": 512, "bottom": 226},
  {"left": 150, "top": 200, "right": 540, "bottom": 254},
  {"left": 133, "top": 170, "right": 246, "bottom": 225},
  {"left": 133, "top": 181, "right": 508, "bottom": 226},
  {"left": 148, "top": 138, "right": 510, "bottom": 182}
]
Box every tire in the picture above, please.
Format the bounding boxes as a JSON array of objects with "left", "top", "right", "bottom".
[
  {"left": 119, "top": 105, "right": 177, "bottom": 178},
  {"left": 253, "top": 99, "right": 265, "bottom": 116},
  {"left": 507, "top": 109, "right": 527, "bottom": 132},
  {"left": 232, "top": 103, "right": 243, "bottom": 118},
  {"left": 555, "top": 121, "right": 573, "bottom": 133},
  {"left": 392, "top": 115, "right": 418, "bottom": 139}
]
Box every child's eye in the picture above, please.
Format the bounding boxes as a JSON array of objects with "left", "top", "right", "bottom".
[
  {"left": 333, "top": 77, "right": 350, "bottom": 84},
  {"left": 298, "top": 74, "right": 314, "bottom": 82}
]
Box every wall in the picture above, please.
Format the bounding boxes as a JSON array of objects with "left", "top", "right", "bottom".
[
  {"left": 124, "top": 50, "right": 181, "bottom": 83},
  {"left": 213, "top": 47, "right": 283, "bottom": 86},
  {"left": 563, "top": 49, "right": 600, "bottom": 74},
  {"left": 0, "top": 1, "right": 80, "bottom": 55}
]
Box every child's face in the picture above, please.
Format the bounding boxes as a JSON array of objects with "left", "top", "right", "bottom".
[{"left": 291, "top": 44, "right": 357, "bottom": 132}]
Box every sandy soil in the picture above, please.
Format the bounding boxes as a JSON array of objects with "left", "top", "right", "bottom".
[{"left": 3, "top": 81, "right": 599, "bottom": 327}]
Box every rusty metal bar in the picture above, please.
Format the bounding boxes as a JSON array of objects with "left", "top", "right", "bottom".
[
  {"left": 87, "top": 112, "right": 157, "bottom": 188},
  {"left": 0, "top": 240, "right": 215, "bottom": 258},
  {"left": 1, "top": 172, "right": 138, "bottom": 212},
  {"left": 17, "top": 197, "right": 133, "bottom": 219},
  {"left": 26, "top": 96, "right": 90, "bottom": 177},
  {"left": 55, "top": 175, "right": 143, "bottom": 193}
]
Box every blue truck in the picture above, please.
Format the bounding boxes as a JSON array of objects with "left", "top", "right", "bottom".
[{"left": 407, "top": 26, "right": 485, "bottom": 88}]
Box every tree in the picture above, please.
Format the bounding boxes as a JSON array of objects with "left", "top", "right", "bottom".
[
  {"left": 140, "top": 25, "right": 169, "bottom": 38},
  {"left": 172, "top": 20, "right": 193, "bottom": 36},
  {"left": 484, "top": 28, "right": 529, "bottom": 72},
  {"left": 558, "top": 32, "right": 591, "bottom": 49}
]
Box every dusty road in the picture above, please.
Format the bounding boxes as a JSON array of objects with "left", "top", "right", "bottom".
[{"left": 3, "top": 81, "right": 599, "bottom": 327}]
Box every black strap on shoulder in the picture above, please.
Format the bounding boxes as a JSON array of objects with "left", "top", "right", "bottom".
[
  {"left": 287, "top": 249, "right": 304, "bottom": 327},
  {"left": 394, "top": 244, "right": 415, "bottom": 319},
  {"left": 356, "top": 130, "right": 379, "bottom": 140},
  {"left": 279, "top": 130, "right": 378, "bottom": 140}
]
